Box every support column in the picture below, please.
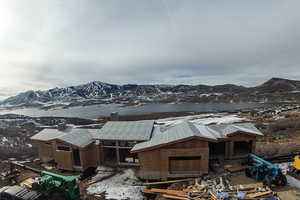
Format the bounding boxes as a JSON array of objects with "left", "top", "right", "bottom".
[
  {"left": 251, "top": 140, "right": 256, "bottom": 154},
  {"left": 229, "top": 141, "right": 234, "bottom": 159},
  {"left": 95, "top": 141, "right": 99, "bottom": 165},
  {"left": 225, "top": 142, "right": 230, "bottom": 159},
  {"left": 116, "top": 141, "right": 120, "bottom": 165}
]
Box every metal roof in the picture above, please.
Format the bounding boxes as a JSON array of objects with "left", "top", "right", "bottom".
[
  {"left": 31, "top": 128, "right": 96, "bottom": 148},
  {"left": 30, "top": 128, "right": 70, "bottom": 141},
  {"left": 93, "top": 120, "right": 155, "bottom": 141},
  {"left": 57, "top": 129, "right": 96, "bottom": 148},
  {"left": 208, "top": 123, "right": 263, "bottom": 137},
  {"left": 131, "top": 122, "right": 263, "bottom": 152},
  {"left": 131, "top": 121, "right": 216, "bottom": 152}
]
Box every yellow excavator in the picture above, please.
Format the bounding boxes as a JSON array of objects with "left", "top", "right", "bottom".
[
  {"left": 289, "top": 154, "right": 300, "bottom": 180},
  {"left": 294, "top": 155, "right": 300, "bottom": 171}
]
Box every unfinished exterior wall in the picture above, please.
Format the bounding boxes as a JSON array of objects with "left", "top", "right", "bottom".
[
  {"left": 138, "top": 149, "right": 161, "bottom": 179},
  {"left": 80, "top": 143, "right": 98, "bottom": 168},
  {"left": 137, "top": 134, "right": 259, "bottom": 180},
  {"left": 137, "top": 139, "right": 209, "bottom": 180},
  {"left": 52, "top": 140, "right": 96, "bottom": 171},
  {"left": 34, "top": 141, "right": 55, "bottom": 162},
  {"left": 53, "top": 140, "right": 74, "bottom": 170}
]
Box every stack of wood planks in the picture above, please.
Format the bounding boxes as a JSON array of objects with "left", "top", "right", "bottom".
[{"left": 141, "top": 178, "right": 278, "bottom": 200}]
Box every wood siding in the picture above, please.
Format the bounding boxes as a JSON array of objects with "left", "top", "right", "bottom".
[
  {"left": 137, "top": 139, "right": 209, "bottom": 180},
  {"left": 34, "top": 141, "right": 55, "bottom": 162},
  {"left": 137, "top": 135, "right": 258, "bottom": 179},
  {"left": 52, "top": 140, "right": 97, "bottom": 171}
]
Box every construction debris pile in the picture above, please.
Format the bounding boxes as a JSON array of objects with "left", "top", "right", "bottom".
[{"left": 142, "top": 176, "right": 280, "bottom": 200}]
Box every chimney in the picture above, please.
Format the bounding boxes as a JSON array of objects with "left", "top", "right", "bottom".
[{"left": 110, "top": 112, "right": 119, "bottom": 121}]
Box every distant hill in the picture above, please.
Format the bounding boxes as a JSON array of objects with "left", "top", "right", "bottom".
[
  {"left": 1, "top": 78, "right": 300, "bottom": 109},
  {"left": 254, "top": 78, "right": 300, "bottom": 93}
]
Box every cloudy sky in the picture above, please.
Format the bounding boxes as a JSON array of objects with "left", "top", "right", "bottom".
[{"left": 1, "top": 0, "right": 300, "bottom": 99}]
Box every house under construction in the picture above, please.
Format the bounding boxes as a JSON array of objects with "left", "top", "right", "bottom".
[
  {"left": 31, "top": 120, "right": 263, "bottom": 179},
  {"left": 131, "top": 122, "right": 263, "bottom": 179},
  {"left": 31, "top": 120, "right": 155, "bottom": 171}
]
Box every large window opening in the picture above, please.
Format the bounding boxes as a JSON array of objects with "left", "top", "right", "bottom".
[
  {"left": 119, "top": 149, "right": 138, "bottom": 164},
  {"left": 234, "top": 141, "right": 252, "bottom": 157},
  {"left": 101, "top": 140, "right": 139, "bottom": 166},
  {"left": 103, "top": 147, "right": 117, "bottom": 165},
  {"left": 57, "top": 146, "right": 71, "bottom": 152},
  {"left": 168, "top": 156, "right": 201, "bottom": 174}
]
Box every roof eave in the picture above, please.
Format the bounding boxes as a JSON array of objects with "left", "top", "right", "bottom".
[
  {"left": 131, "top": 136, "right": 217, "bottom": 153},
  {"left": 225, "top": 131, "right": 263, "bottom": 137},
  {"left": 55, "top": 138, "right": 94, "bottom": 149}
]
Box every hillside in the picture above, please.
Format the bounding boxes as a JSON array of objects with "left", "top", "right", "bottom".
[
  {"left": 254, "top": 78, "right": 300, "bottom": 93},
  {"left": 0, "top": 81, "right": 245, "bottom": 108},
  {"left": 1, "top": 78, "right": 300, "bottom": 109}
]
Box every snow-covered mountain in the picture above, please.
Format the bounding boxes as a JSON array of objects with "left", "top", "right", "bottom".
[
  {"left": 0, "top": 81, "right": 245, "bottom": 108},
  {"left": 3, "top": 78, "right": 300, "bottom": 109}
]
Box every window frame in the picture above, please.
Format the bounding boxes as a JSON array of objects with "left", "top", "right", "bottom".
[{"left": 56, "top": 146, "right": 71, "bottom": 152}]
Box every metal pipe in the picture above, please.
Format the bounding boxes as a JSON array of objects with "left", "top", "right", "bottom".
[{"left": 10, "top": 162, "right": 42, "bottom": 174}]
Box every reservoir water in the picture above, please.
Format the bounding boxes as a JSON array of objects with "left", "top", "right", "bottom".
[{"left": 0, "top": 103, "right": 259, "bottom": 119}]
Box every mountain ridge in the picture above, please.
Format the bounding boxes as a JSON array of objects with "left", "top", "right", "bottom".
[{"left": 1, "top": 78, "right": 300, "bottom": 108}]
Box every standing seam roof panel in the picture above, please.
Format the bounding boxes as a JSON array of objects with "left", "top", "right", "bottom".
[
  {"left": 94, "top": 120, "right": 155, "bottom": 141},
  {"left": 132, "top": 122, "right": 263, "bottom": 152}
]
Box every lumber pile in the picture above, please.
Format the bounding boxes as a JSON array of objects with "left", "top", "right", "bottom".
[
  {"left": 225, "top": 166, "right": 247, "bottom": 173},
  {"left": 142, "top": 177, "right": 279, "bottom": 200}
]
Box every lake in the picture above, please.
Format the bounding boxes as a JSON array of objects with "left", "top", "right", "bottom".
[{"left": 0, "top": 103, "right": 259, "bottom": 119}]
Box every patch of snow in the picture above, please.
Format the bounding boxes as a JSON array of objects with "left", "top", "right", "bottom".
[
  {"left": 26, "top": 143, "right": 33, "bottom": 148},
  {"left": 190, "top": 115, "right": 247, "bottom": 125},
  {"left": 91, "top": 165, "right": 115, "bottom": 182},
  {"left": 96, "top": 165, "right": 114, "bottom": 172},
  {"left": 156, "top": 113, "right": 248, "bottom": 132},
  {"left": 87, "top": 169, "right": 145, "bottom": 200},
  {"left": 286, "top": 175, "right": 300, "bottom": 189},
  {"left": 17, "top": 160, "right": 32, "bottom": 164},
  {"left": 2, "top": 137, "right": 8, "bottom": 142},
  {"left": 43, "top": 165, "right": 54, "bottom": 170},
  {"left": 199, "top": 92, "right": 223, "bottom": 97}
]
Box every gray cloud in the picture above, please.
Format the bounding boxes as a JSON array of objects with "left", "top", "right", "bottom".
[{"left": 0, "top": 0, "right": 300, "bottom": 98}]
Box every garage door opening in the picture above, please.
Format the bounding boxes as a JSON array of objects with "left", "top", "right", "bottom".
[
  {"left": 169, "top": 156, "right": 201, "bottom": 174},
  {"left": 234, "top": 141, "right": 252, "bottom": 157}
]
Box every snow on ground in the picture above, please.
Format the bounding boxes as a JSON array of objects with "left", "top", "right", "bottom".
[
  {"left": 156, "top": 113, "right": 248, "bottom": 131},
  {"left": 287, "top": 175, "right": 300, "bottom": 189},
  {"left": 87, "top": 169, "right": 145, "bottom": 200},
  {"left": 44, "top": 165, "right": 54, "bottom": 170},
  {"left": 26, "top": 143, "right": 33, "bottom": 148},
  {"left": 2, "top": 137, "right": 8, "bottom": 142},
  {"left": 91, "top": 166, "right": 115, "bottom": 182}
]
